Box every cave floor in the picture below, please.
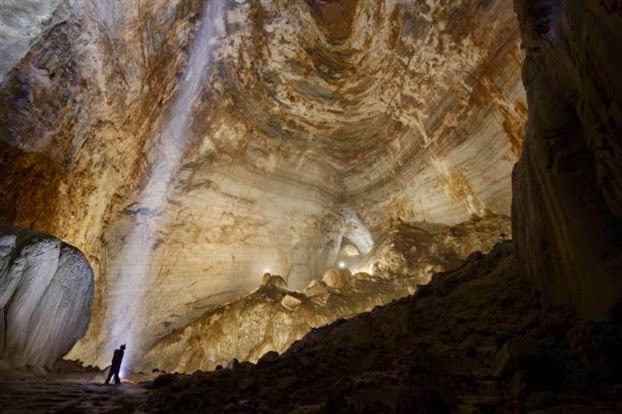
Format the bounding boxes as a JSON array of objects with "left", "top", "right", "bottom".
[{"left": 0, "top": 372, "right": 149, "bottom": 413}]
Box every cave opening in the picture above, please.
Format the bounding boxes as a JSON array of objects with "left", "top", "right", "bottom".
[{"left": 1, "top": 0, "right": 621, "bottom": 412}]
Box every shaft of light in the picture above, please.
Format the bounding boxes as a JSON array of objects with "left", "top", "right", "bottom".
[{"left": 104, "top": 0, "right": 223, "bottom": 377}]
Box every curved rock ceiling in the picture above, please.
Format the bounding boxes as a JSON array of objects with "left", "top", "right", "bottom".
[{"left": 0, "top": 0, "right": 525, "bottom": 368}]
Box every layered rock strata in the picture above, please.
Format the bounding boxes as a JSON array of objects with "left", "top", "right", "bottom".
[
  {"left": 0, "top": 0, "right": 526, "bottom": 367},
  {"left": 0, "top": 225, "right": 94, "bottom": 369},
  {"left": 138, "top": 215, "right": 508, "bottom": 373},
  {"left": 512, "top": 1, "right": 622, "bottom": 318}
]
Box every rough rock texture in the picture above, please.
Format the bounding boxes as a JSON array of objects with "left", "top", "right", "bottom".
[
  {"left": 2, "top": 245, "right": 621, "bottom": 413},
  {"left": 143, "top": 244, "right": 622, "bottom": 413},
  {"left": 321, "top": 267, "right": 353, "bottom": 289},
  {"left": 139, "top": 271, "right": 416, "bottom": 373},
  {"left": 136, "top": 216, "right": 506, "bottom": 373},
  {"left": 0, "top": 225, "right": 94, "bottom": 369},
  {"left": 363, "top": 214, "right": 511, "bottom": 285},
  {"left": 0, "top": 0, "right": 526, "bottom": 368},
  {"left": 0, "top": 0, "right": 69, "bottom": 82},
  {"left": 512, "top": 1, "right": 622, "bottom": 318}
]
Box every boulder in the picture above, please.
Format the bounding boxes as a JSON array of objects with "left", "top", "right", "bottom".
[
  {"left": 0, "top": 225, "right": 94, "bottom": 369},
  {"left": 261, "top": 273, "right": 288, "bottom": 290},
  {"left": 304, "top": 280, "right": 329, "bottom": 296},
  {"left": 257, "top": 351, "right": 279, "bottom": 367},
  {"left": 281, "top": 294, "right": 302, "bottom": 311},
  {"left": 322, "top": 268, "right": 352, "bottom": 289},
  {"left": 304, "top": 280, "right": 330, "bottom": 306}
]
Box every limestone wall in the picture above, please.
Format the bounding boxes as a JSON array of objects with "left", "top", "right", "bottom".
[
  {"left": 512, "top": 0, "right": 622, "bottom": 319},
  {"left": 0, "top": 0, "right": 526, "bottom": 367}
]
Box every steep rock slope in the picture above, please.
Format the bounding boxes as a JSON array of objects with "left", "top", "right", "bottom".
[
  {"left": 0, "top": 225, "right": 94, "bottom": 369},
  {"left": 145, "top": 244, "right": 622, "bottom": 413},
  {"left": 364, "top": 214, "right": 510, "bottom": 284},
  {"left": 512, "top": 1, "right": 622, "bottom": 318},
  {"left": 138, "top": 272, "right": 414, "bottom": 374}
]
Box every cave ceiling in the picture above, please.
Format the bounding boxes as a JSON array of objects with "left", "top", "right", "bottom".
[{"left": 215, "top": 0, "right": 526, "bottom": 188}]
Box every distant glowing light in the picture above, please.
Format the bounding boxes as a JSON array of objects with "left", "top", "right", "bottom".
[
  {"left": 338, "top": 261, "right": 346, "bottom": 269},
  {"left": 264, "top": 268, "right": 271, "bottom": 274}
]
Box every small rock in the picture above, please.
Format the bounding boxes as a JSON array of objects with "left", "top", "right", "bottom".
[
  {"left": 305, "top": 280, "right": 330, "bottom": 298},
  {"left": 281, "top": 294, "right": 302, "bottom": 311},
  {"left": 226, "top": 358, "right": 241, "bottom": 370},
  {"left": 152, "top": 373, "right": 177, "bottom": 388},
  {"left": 257, "top": 351, "right": 279, "bottom": 366},
  {"left": 262, "top": 274, "right": 288, "bottom": 290},
  {"left": 353, "top": 272, "right": 373, "bottom": 281}
]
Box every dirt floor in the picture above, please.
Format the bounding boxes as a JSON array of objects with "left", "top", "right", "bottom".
[{"left": 0, "top": 370, "right": 148, "bottom": 413}]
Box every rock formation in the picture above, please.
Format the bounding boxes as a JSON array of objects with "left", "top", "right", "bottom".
[
  {"left": 0, "top": 0, "right": 70, "bottom": 82},
  {"left": 0, "top": 0, "right": 620, "bottom": 408},
  {"left": 0, "top": 225, "right": 94, "bottom": 369},
  {"left": 0, "top": 0, "right": 527, "bottom": 369},
  {"left": 138, "top": 270, "right": 414, "bottom": 373},
  {"left": 138, "top": 215, "right": 507, "bottom": 373},
  {"left": 143, "top": 244, "right": 622, "bottom": 413},
  {"left": 512, "top": 1, "right": 622, "bottom": 319},
  {"left": 363, "top": 214, "right": 511, "bottom": 285}
]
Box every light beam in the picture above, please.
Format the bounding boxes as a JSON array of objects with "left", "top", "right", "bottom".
[{"left": 104, "top": 0, "right": 224, "bottom": 377}]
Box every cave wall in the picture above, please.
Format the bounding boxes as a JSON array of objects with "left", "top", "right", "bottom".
[
  {"left": 344, "top": 0, "right": 526, "bottom": 235},
  {"left": 0, "top": 0, "right": 526, "bottom": 368},
  {"left": 0, "top": 0, "right": 349, "bottom": 367},
  {"left": 512, "top": 0, "right": 622, "bottom": 319},
  {"left": 1, "top": 0, "right": 214, "bottom": 365}
]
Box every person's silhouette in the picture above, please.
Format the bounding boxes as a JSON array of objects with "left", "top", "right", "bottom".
[{"left": 105, "top": 344, "right": 126, "bottom": 384}]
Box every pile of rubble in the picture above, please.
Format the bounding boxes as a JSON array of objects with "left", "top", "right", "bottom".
[{"left": 144, "top": 242, "right": 622, "bottom": 413}]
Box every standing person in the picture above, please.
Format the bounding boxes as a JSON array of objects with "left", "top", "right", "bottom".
[{"left": 105, "top": 344, "right": 126, "bottom": 384}]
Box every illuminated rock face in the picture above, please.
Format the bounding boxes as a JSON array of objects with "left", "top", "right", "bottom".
[
  {"left": 139, "top": 270, "right": 417, "bottom": 373},
  {"left": 512, "top": 1, "right": 622, "bottom": 319},
  {"left": 0, "top": 226, "right": 94, "bottom": 369},
  {"left": 0, "top": 0, "right": 525, "bottom": 369},
  {"left": 141, "top": 216, "right": 506, "bottom": 373},
  {"left": 364, "top": 214, "right": 511, "bottom": 286}
]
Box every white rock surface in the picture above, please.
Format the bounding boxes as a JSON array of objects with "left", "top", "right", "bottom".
[
  {"left": 281, "top": 294, "right": 302, "bottom": 311},
  {"left": 0, "top": 225, "right": 94, "bottom": 369},
  {"left": 0, "top": 0, "right": 70, "bottom": 82}
]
